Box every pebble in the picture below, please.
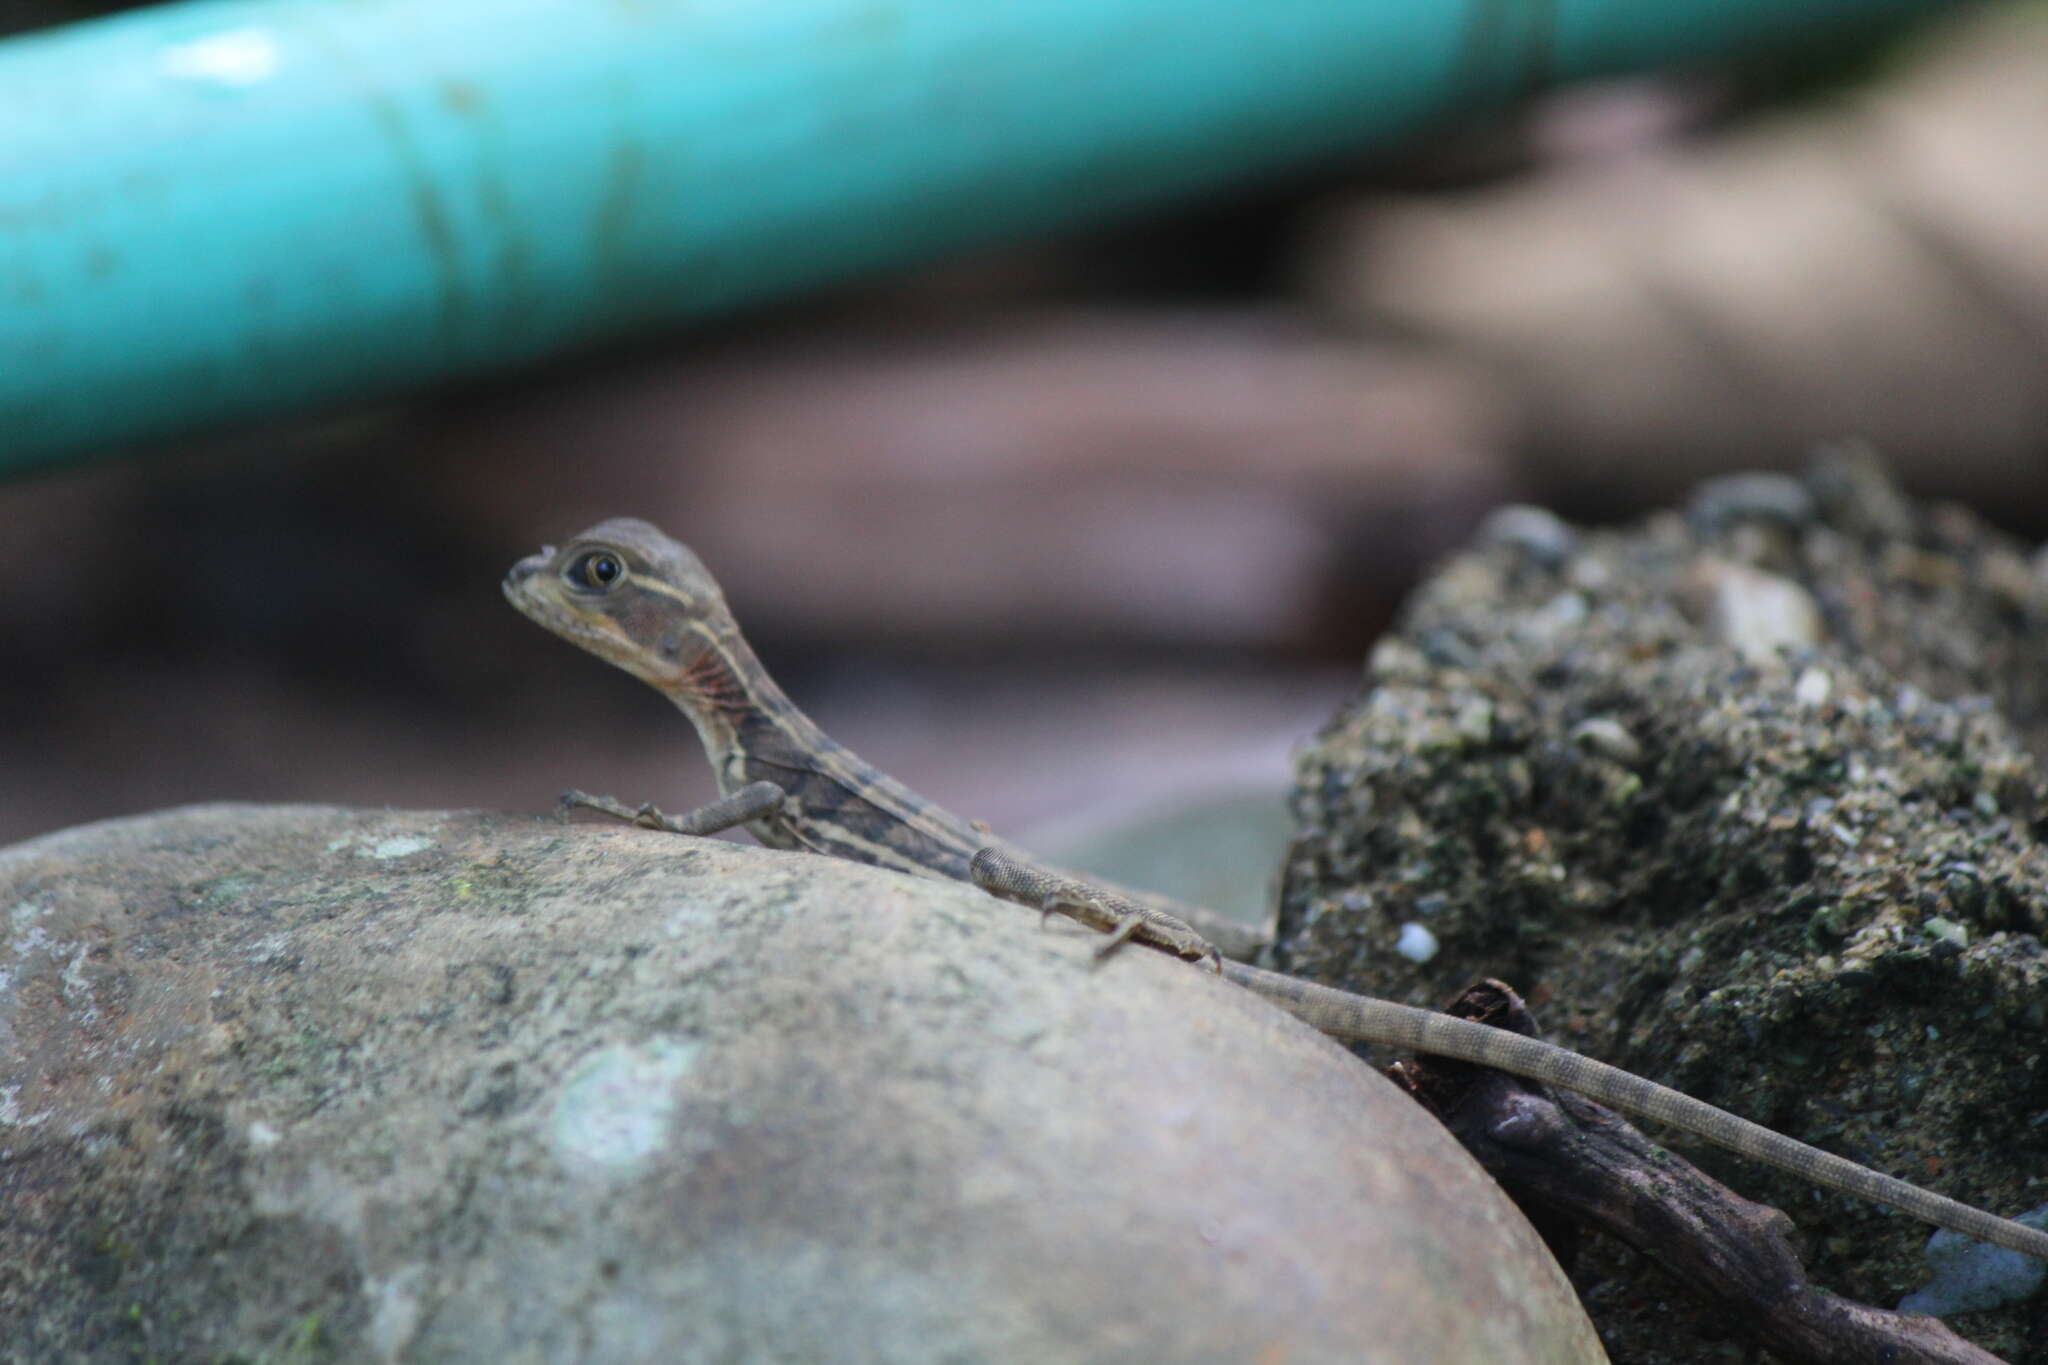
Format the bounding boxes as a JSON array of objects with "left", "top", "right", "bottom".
[
  {"left": 1454, "top": 697, "right": 1495, "bottom": 746},
  {"left": 1793, "top": 666, "right": 1832, "bottom": 709},
  {"left": 1687, "top": 472, "right": 1815, "bottom": 535},
  {"left": 1898, "top": 1201, "right": 2048, "bottom": 1317},
  {"left": 1924, "top": 916, "right": 1969, "bottom": 950},
  {"left": 1477, "top": 504, "right": 1577, "bottom": 569},
  {"left": 1687, "top": 558, "right": 1824, "bottom": 664},
  {"left": 1569, "top": 717, "right": 1643, "bottom": 768},
  {"left": 1394, "top": 922, "right": 1440, "bottom": 964}
]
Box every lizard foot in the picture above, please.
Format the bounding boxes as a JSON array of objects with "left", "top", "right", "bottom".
[
  {"left": 969, "top": 846, "right": 1223, "bottom": 971},
  {"left": 559, "top": 789, "right": 653, "bottom": 824},
  {"left": 1085, "top": 901, "right": 1224, "bottom": 972},
  {"left": 558, "top": 781, "right": 786, "bottom": 838}
]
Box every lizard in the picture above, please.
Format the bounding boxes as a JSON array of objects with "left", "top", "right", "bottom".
[{"left": 504, "top": 516, "right": 2048, "bottom": 1262}]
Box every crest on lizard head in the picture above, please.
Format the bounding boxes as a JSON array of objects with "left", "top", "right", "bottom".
[{"left": 503, "top": 518, "right": 734, "bottom": 687}]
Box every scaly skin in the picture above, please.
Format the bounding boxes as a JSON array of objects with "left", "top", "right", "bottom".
[{"left": 506, "top": 517, "right": 2048, "bottom": 1262}]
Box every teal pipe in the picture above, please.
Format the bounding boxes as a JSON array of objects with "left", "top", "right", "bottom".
[{"left": 0, "top": 0, "right": 1952, "bottom": 471}]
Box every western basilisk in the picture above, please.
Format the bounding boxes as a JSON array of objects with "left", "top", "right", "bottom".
[{"left": 505, "top": 517, "right": 2048, "bottom": 1262}]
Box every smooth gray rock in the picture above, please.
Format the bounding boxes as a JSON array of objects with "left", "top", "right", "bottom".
[{"left": 0, "top": 805, "right": 1602, "bottom": 1364}]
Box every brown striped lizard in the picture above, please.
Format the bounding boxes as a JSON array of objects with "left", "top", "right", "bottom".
[{"left": 505, "top": 517, "right": 2048, "bottom": 1263}]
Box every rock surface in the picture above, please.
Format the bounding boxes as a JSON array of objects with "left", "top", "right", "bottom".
[
  {"left": 0, "top": 804, "right": 1602, "bottom": 1364},
  {"left": 1278, "top": 452, "right": 2048, "bottom": 1360}
]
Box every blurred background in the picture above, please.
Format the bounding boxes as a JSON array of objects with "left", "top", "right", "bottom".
[{"left": 3, "top": 0, "right": 2046, "bottom": 916}]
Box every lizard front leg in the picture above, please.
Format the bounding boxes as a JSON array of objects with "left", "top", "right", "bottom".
[
  {"left": 561, "top": 780, "right": 787, "bottom": 838},
  {"left": 969, "top": 846, "right": 1223, "bottom": 970}
]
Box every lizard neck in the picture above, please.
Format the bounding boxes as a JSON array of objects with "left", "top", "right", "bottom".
[
  {"left": 654, "top": 614, "right": 990, "bottom": 877},
  {"left": 654, "top": 616, "right": 829, "bottom": 794}
]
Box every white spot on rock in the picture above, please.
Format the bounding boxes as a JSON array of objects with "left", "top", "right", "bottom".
[
  {"left": 1794, "top": 667, "right": 1832, "bottom": 709},
  {"left": 366, "top": 1264, "right": 430, "bottom": 1359},
  {"left": 1689, "top": 558, "right": 1823, "bottom": 665},
  {"left": 325, "top": 832, "right": 436, "bottom": 860},
  {"left": 60, "top": 944, "right": 96, "bottom": 1023},
  {"left": 1570, "top": 717, "right": 1643, "bottom": 768},
  {"left": 550, "top": 1039, "right": 703, "bottom": 1180},
  {"left": 1394, "top": 922, "right": 1439, "bottom": 964}
]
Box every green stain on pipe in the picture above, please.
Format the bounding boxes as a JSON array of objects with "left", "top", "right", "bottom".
[{"left": 0, "top": 0, "right": 1955, "bottom": 472}]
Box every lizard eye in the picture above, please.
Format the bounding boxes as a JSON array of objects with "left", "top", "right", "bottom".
[{"left": 566, "top": 549, "right": 626, "bottom": 592}]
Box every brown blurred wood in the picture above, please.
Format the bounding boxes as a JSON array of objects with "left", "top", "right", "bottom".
[
  {"left": 1309, "top": 5, "right": 2048, "bottom": 520},
  {"left": 446, "top": 309, "right": 1512, "bottom": 647},
  {"left": 1396, "top": 981, "right": 2009, "bottom": 1365}
]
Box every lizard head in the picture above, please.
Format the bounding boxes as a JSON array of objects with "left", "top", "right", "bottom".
[{"left": 504, "top": 518, "right": 735, "bottom": 688}]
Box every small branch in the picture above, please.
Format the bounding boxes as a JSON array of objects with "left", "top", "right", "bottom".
[{"left": 1392, "top": 980, "right": 2007, "bottom": 1365}]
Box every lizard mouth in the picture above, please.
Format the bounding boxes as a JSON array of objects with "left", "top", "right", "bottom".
[
  {"left": 503, "top": 547, "right": 554, "bottom": 590},
  {"left": 502, "top": 556, "right": 667, "bottom": 680},
  {"left": 501, "top": 553, "right": 588, "bottom": 637},
  {"left": 500, "top": 559, "right": 544, "bottom": 614}
]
